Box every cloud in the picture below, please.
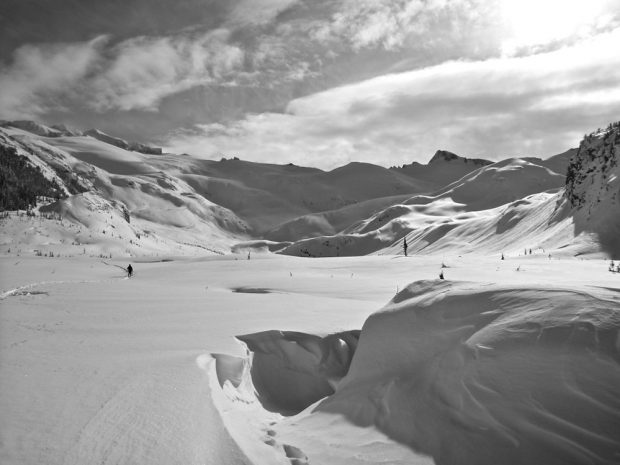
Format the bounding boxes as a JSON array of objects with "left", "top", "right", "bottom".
[
  {"left": 0, "top": 28, "right": 248, "bottom": 117},
  {"left": 499, "top": 0, "right": 620, "bottom": 56},
  {"left": 227, "top": 0, "right": 301, "bottom": 26},
  {"left": 165, "top": 29, "right": 620, "bottom": 168},
  {"left": 310, "top": 0, "right": 497, "bottom": 52},
  {"left": 90, "top": 29, "right": 245, "bottom": 111},
  {"left": 0, "top": 36, "right": 106, "bottom": 119},
  {"left": 0, "top": 0, "right": 507, "bottom": 124}
]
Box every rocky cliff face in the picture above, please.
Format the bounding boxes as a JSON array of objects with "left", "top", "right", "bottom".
[
  {"left": 565, "top": 122, "right": 620, "bottom": 255},
  {"left": 390, "top": 150, "right": 492, "bottom": 188},
  {"left": 427, "top": 149, "right": 491, "bottom": 167},
  {"left": 565, "top": 123, "right": 619, "bottom": 207}
]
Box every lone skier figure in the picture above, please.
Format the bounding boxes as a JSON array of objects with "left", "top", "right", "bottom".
[
  {"left": 127, "top": 264, "right": 133, "bottom": 278},
  {"left": 403, "top": 237, "right": 408, "bottom": 257}
]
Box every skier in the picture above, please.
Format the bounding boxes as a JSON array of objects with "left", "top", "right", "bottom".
[
  {"left": 127, "top": 264, "right": 133, "bottom": 278},
  {"left": 439, "top": 270, "right": 444, "bottom": 280},
  {"left": 403, "top": 237, "right": 408, "bottom": 257}
]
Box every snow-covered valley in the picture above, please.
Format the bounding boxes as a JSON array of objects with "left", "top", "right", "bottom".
[
  {"left": 1, "top": 254, "right": 619, "bottom": 464},
  {"left": 1, "top": 120, "right": 620, "bottom": 465}
]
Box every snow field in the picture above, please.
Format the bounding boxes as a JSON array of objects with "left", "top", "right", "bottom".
[{"left": 3, "top": 254, "right": 618, "bottom": 464}]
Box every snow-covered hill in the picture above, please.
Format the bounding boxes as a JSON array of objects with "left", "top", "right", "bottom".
[
  {"left": 2, "top": 122, "right": 619, "bottom": 465},
  {"left": 179, "top": 159, "right": 435, "bottom": 235},
  {"left": 0, "top": 122, "right": 440, "bottom": 257},
  {"left": 1, "top": 120, "right": 617, "bottom": 259},
  {"left": 278, "top": 124, "right": 619, "bottom": 258},
  {"left": 1, "top": 126, "right": 250, "bottom": 257}
]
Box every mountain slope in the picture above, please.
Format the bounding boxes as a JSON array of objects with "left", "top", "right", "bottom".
[
  {"left": 278, "top": 157, "right": 567, "bottom": 257},
  {"left": 278, "top": 123, "right": 619, "bottom": 258},
  {"left": 177, "top": 158, "right": 436, "bottom": 233},
  {"left": 565, "top": 122, "right": 620, "bottom": 256},
  {"left": 0, "top": 122, "right": 438, "bottom": 255},
  {"left": 2, "top": 120, "right": 616, "bottom": 259},
  {"left": 0, "top": 126, "right": 250, "bottom": 257},
  {"left": 391, "top": 150, "right": 492, "bottom": 188},
  {"left": 83, "top": 128, "right": 162, "bottom": 155}
]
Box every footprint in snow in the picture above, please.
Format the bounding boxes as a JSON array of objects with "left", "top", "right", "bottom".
[{"left": 283, "top": 444, "right": 309, "bottom": 464}]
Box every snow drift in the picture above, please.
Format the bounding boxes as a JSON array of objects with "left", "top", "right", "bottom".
[
  {"left": 314, "top": 280, "right": 620, "bottom": 465},
  {"left": 231, "top": 330, "right": 360, "bottom": 415},
  {"left": 214, "top": 279, "right": 620, "bottom": 464}
]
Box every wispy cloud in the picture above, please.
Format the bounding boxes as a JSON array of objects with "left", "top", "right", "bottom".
[
  {"left": 0, "top": 36, "right": 106, "bottom": 119},
  {"left": 166, "top": 29, "right": 620, "bottom": 168},
  {"left": 310, "top": 0, "right": 497, "bottom": 52},
  {"left": 0, "top": 29, "right": 248, "bottom": 117},
  {"left": 227, "top": 0, "right": 301, "bottom": 26},
  {"left": 0, "top": 0, "right": 506, "bottom": 121},
  {"left": 90, "top": 29, "right": 245, "bottom": 111},
  {"left": 1, "top": 0, "right": 618, "bottom": 166}
]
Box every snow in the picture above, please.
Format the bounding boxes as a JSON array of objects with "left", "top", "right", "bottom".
[
  {"left": 1, "top": 254, "right": 619, "bottom": 464},
  {"left": 1, "top": 121, "right": 619, "bottom": 464}
]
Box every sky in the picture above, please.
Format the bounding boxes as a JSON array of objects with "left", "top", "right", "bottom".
[{"left": 1, "top": 0, "right": 619, "bottom": 168}]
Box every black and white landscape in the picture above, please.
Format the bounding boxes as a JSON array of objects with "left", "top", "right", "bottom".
[{"left": 1, "top": 1, "right": 620, "bottom": 465}]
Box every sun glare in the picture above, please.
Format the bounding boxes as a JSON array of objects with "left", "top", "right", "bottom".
[{"left": 501, "top": 0, "right": 610, "bottom": 52}]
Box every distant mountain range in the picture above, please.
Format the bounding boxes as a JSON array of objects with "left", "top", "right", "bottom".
[
  {"left": 1, "top": 119, "right": 618, "bottom": 258},
  {"left": 1, "top": 120, "right": 162, "bottom": 154}
]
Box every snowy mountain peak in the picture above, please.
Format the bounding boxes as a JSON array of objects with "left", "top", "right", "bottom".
[
  {"left": 0, "top": 120, "right": 77, "bottom": 138},
  {"left": 428, "top": 150, "right": 491, "bottom": 166},
  {"left": 84, "top": 128, "right": 162, "bottom": 155}
]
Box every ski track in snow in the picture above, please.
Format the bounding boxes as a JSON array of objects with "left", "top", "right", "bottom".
[{"left": 0, "top": 277, "right": 126, "bottom": 300}]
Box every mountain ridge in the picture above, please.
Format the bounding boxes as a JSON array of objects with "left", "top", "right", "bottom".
[{"left": 1, "top": 119, "right": 617, "bottom": 259}]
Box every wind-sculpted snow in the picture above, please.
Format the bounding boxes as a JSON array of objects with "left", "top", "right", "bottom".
[
  {"left": 211, "top": 279, "right": 620, "bottom": 464},
  {"left": 230, "top": 330, "right": 360, "bottom": 415},
  {"left": 311, "top": 280, "right": 620, "bottom": 465}
]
